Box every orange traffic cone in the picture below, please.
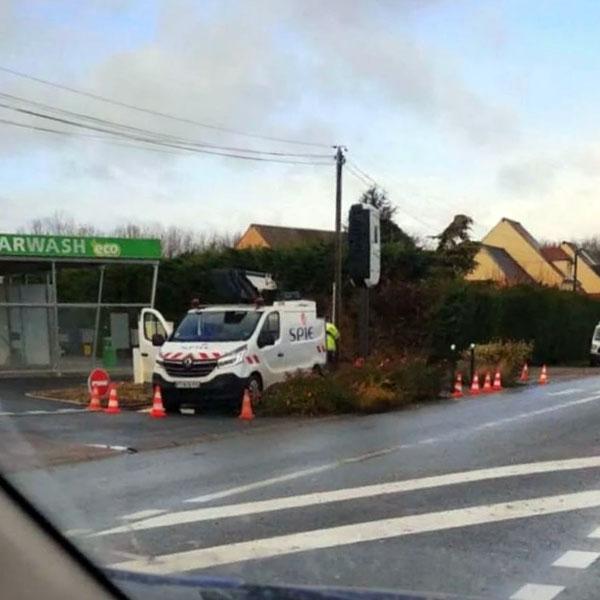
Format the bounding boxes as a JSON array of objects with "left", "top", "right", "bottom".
[
  {"left": 104, "top": 385, "right": 121, "bottom": 414},
  {"left": 87, "top": 386, "right": 102, "bottom": 412},
  {"left": 493, "top": 369, "right": 503, "bottom": 391},
  {"left": 149, "top": 386, "right": 167, "bottom": 418},
  {"left": 539, "top": 364, "right": 549, "bottom": 385},
  {"left": 519, "top": 363, "right": 529, "bottom": 382},
  {"left": 470, "top": 373, "right": 481, "bottom": 395},
  {"left": 482, "top": 372, "right": 493, "bottom": 393},
  {"left": 239, "top": 388, "right": 255, "bottom": 421},
  {"left": 452, "top": 373, "right": 463, "bottom": 398}
]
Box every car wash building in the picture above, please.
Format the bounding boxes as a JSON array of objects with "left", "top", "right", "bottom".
[{"left": 0, "top": 232, "right": 161, "bottom": 374}]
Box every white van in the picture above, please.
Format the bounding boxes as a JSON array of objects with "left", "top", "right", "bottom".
[
  {"left": 591, "top": 322, "right": 600, "bottom": 366},
  {"left": 138, "top": 300, "right": 327, "bottom": 412}
]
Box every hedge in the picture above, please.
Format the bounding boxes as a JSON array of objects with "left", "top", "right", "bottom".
[
  {"left": 429, "top": 282, "right": 600, "bottom": 364},
  {"left": 53, "top": 242, "right": 600, "bottom": 365}
]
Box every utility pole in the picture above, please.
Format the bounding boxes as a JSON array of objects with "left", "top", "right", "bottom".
[{"left": 333, "top": 146, "right": 345, "bottom": 326}]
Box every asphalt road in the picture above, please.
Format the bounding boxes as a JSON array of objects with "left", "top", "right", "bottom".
[{"left": 4, "top": 374, "right": 600, "bottom": 599}]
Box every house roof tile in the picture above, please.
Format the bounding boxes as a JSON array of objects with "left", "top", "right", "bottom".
[{"left": 243, "top": 224, "right": 336, "bottom": 249}]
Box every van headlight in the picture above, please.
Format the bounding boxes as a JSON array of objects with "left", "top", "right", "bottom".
[{"left": 217, "top": 346, "right": 247, "bottom": 368}]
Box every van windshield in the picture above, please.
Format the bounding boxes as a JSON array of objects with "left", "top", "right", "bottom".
[
  {"left": 595, "top": 327, "right": 600, "bottom": 341},
  {"left": 172, "top": 310, "right": 262, "bottom": 342}
]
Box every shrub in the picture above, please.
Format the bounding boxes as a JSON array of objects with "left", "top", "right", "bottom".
[
  {"left": 259, "top": 355, "right": 443, "bottom": 416},
  {"left": 458, "top": 340, "right": 533, "bottom": 385},
  {"left": 259, "top": 372, "right": 356, "bottom": 416}
]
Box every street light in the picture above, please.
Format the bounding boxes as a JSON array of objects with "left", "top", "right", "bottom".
[{"left": 563, "top": 241, "right": 580, "bottom": 293}]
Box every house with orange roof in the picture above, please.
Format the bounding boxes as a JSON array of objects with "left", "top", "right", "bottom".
[{"left": 467, "top": 218, "right": 600, "bottom": 294}]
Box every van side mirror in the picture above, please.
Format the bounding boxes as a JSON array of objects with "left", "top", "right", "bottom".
[
  {"left": 258, "top": 331, "right": 276, "bottom": 348},
  {"left": 152, "top": 333, "right": 165, "bottom": 347}
]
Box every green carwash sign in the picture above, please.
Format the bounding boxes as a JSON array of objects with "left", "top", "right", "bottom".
[{"left": 0, "top": 233, "right": 161, "bottom": 260}]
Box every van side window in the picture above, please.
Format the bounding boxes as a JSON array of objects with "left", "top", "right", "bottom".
[
  {"left": 258, "top": 312, "right": 280, "bottom": 347},
  {"left": 263, "top": 312, "right": 280, "bottom": 338}
]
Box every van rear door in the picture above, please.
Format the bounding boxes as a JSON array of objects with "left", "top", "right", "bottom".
[{"left": 283, "top": 309, "right": 326, "bottom": 370}]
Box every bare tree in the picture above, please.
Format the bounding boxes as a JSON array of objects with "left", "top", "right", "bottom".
[
  {"left": 21, "top": 211, "right": 98, "bottom": 236},
  {"left": 20, "top": 214, "right": 240, "bottom": 257}
]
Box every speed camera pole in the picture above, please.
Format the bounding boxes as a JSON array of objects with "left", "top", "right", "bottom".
[
  {"left": 334, "top": 146, "right": 345, "bottom": 326},
  {"left": 358, "top": 286, "right": 370, "bottom": 357}
]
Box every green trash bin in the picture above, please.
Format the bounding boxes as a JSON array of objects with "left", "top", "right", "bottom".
[{"left": 102, "top": 337, "right": 117, "bottom": 368}]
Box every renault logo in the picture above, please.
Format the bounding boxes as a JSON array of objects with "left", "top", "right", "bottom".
[{"left": 183, "top": 356, "right": 193, "bottom": 369}]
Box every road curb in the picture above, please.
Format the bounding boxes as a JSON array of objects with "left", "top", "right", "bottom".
[{"left": 25, "top": 391, "right": 84, "bottom": 406}]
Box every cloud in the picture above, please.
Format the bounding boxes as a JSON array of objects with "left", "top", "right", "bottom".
[
  {"left": 0, "top": 0, "right": 521, "bottom": 235},
  {"left": 497, "top": 144, "right": 600, "bottom": 195}
]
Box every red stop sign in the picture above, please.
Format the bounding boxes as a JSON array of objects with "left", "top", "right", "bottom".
[{"left": 88, "top": 368, "right": 111, "bottom": 399}]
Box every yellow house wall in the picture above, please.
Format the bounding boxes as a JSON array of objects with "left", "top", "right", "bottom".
[
  {"left": 551, "top": 259, "right": 572, "bottom": 277},
  {"left": 465, "top": 248, "right": 507, "bottom": 282},
  {"left": 483, "top": 221, "right": 563, "bottom": 286},
  {"left": 235, "top": 227, "right": 270, "bottom": 250},
  {"left": 560, "top": 243, "right": 600, "bottom": 294}
]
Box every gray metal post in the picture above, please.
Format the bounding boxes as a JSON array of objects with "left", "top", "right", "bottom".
[
  {"left": 469, "top": 343, "right": 476, "bottom": 383},
  {"left": 91, "top": 266, "right": 105, "bottom": 368},
  {"left": 51, "top": 261, "right": 60, "bottom": 373},
  {"left": 358, "top": 286, "right": 370, "bottom": 357},
  {"left": 150, "top": 262, "right": 159, "bottom": 308}
]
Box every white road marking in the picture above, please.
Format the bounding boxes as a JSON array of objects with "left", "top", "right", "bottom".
[
  {"left": 547, "top": 388, "right": 583, "bottom": 397},
  {"left": 0, "top": 408, "right": 85, "bottom": 417},
  {"left": 587, "top": 526, "right": 600, "bottom": 538},
  {"left": 109, "top": 489, "right": 600, "bottom": 574},
  {"left": 85, "top": 444, "right": 132, "bottom": 452},
  {"left": 552, "top": 550, "right": 600, "bottom": 569},
  {"left": 181, "top": 392, "right": 600, "bottom": 504},
  {"left": 64, "top": 528, "right": 93, "bottom": 537},
  {"left": 184, "top": 464, "right": 335, "bottom": 504},
  {"left": 119, "top": 509, "right": 166, "bottom": 521},
  {"left": 510, "top": 583, "right": 565, "bottom": 600},
  {"left": 94, "top": 455, "right": 600, "bottom": 537}
]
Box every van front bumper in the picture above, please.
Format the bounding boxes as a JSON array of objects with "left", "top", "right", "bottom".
[{"left": 152, "top": 372, "right": 249, "bottom": 404}]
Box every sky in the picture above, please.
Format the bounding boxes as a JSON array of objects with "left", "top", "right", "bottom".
[{"left": 2, "top": 0, "right": 600, "bottom": 242}]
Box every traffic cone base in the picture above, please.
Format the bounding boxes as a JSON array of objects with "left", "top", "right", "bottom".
[
  {"left": 452, "top": 373, "right": 463, "bottom": 398},
  {"left": 150, "top": 386, "right": 167, "bottom": 418},
  {"left": 470, "top": 373, "right": 480, "bottom": 395},
  {"left": 87, "top": 387, "right": 102, "bottom": 412},
  {"left": 482, "top": 372, "right": 493, "bottom": 394},
  {"left": 239, "top": 389, "right": 255, "bottom": 421},
  {"left": 104, "top": 386, "right": 121, "bottom": 414}
]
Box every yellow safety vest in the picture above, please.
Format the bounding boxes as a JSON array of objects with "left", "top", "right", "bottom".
[{"left": 326, "top": 322, "right": 340, "bottom": 352}]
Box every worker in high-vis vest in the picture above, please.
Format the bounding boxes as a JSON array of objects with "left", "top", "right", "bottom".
[{"left": 325, "top": 320, "right": 341, "bottom": 367}]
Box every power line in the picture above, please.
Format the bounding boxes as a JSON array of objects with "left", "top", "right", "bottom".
[
  {"left": 0, "top": 92, "right": 332, "bottom": 159},
  {"left": 345, "top": 163, "right": 439, "bottom": 232},
  {"left": 0, "top": 116, "right": 333, "bottom": 166},
  {"left": 345, "top": 164, "right": 373, "bottom": 187},
  {"left": 0, "top": 65, "right": 331, "bottom": 149},
  {"left": 346, "top": 159, "right": 378, "bottom": 186},
  {"left": 0, "top": 102, "right": 334, "bottom": 164}
]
